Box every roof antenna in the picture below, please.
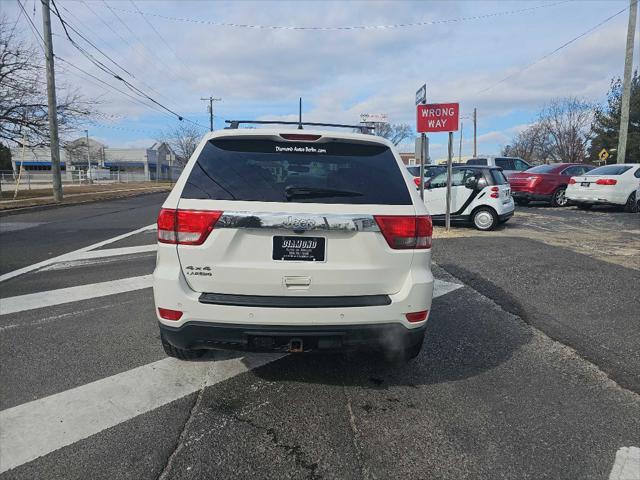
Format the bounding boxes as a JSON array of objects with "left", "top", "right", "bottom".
[{"left": 298, "top": 97, "right": 303, "bottom": 129}]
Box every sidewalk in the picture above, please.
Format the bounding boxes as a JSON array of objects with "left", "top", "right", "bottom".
[{"left": 0, "top": 183, "right": 171, "bottom": 211}]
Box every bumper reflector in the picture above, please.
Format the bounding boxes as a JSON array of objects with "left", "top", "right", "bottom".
[
  {"left": 405, "top": 310, "right": 429, "bottom": 323},
  {"left": 158, "top": 308, "right": 183, "bottom": 321}
]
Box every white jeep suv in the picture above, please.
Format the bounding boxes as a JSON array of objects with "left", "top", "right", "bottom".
[{"left": 153, "top": 125, "right": 434, "bottom": 360}]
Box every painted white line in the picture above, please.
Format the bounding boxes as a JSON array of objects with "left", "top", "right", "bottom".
[
  {"left": 609, "top": 446, "right": 640, "bottom": 480},
  {"left": 433, "top": 278, "right": 463, "bottom": 298},
  {"left": 0, "top": 222, "right": 44, "bottom": 233},
  {"left": 0, "top": 275, "right": 152, "bottom": 316},
  {"left": 0, "top": 353, "right": 283, "bottom": 473},
  {"left": 39, "top": 245, "right": 157, "bottom": 271},
  {"left": 75, "top": 244, "right": 157, "bottom": 259},
  {"left": 0, "top": 224, "right": 156, "bottom": 283},
  {"left": 0, "top": 276, "right": 462, "bottom": 472}
]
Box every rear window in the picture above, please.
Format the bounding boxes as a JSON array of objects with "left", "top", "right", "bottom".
[
  {"left": 527, "top": 165, "right": 558, "bottom": 174},
  {"left": 467, "top": 158, "right": 488, "bottom": 165},
  {"left": 406, "top": 166, "right": 421, "bottom": 176},
  {"left": 495, "top": 158, "right": 514, "bottom": 170},
  {"left": 181, "top": 138, "right": 412, "bottom": 205},
  {"left": 586, "top": 165, "right": 632, "bottom": 176},
  {"left": 490, "top": 169, "right": 508, "bottom": 185}
]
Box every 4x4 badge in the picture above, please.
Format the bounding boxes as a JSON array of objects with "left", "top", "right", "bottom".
[{"left": 185, "top": 266, "right": 213, "bottom": 276}]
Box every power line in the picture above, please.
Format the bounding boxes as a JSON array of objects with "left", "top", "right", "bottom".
[
  {"left": 96, "top": 0, "right": 571, "bottom": 31},
  {"left": 56, "top": 56, "right": 172, "bottom": 117},
  {"left": 16, "top": 0, "right": 45, "bottom": 52},
  {"left": 57, "top": 1, "right": 185, "bottom": 111},
  {"left": 129, "top": 0, "right": 199, "bottom": 79},
  {"left": 477, "top": 4, "right": 631, "bottom": 94},
  {"left": 100, "top": 0, "right": 192, "bottom": 87},
  {"left": 49, "top": 0, "right": 191, "bottom": 122}
]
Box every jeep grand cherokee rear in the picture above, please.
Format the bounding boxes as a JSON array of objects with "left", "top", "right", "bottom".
[{"left": 153, "top": 129, "right": 434, "bottom": 361}]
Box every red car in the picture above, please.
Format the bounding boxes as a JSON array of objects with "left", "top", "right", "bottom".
[{"left": 510, "top": 163, "right": 595, "bottom": 207}]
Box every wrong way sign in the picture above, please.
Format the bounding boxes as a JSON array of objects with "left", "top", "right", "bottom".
[{"left": 417, "top": 103, "right": 459, "bottom": 132}]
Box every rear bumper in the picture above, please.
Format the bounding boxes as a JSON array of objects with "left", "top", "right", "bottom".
[
  {"left": 511, "top": 191, "right": 551, "bottom": 202},
  {"left": 498, "top": 210, "right": 514, "bottom": 222},
  {"left": 159, "top": 321, "right": 426, "bottom": 352},
  {"left": 565, "top": 188, "right": 628, "bottom": 205}
]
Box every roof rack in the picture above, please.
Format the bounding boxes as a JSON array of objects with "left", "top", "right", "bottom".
[{"left": 224, "top": 120, "right": 373, "bottom": 133}]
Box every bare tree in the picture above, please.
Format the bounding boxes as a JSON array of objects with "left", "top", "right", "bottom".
[
  {"left": 0, "top": 16, "right": 95, "bottom": 147},
  {"left": 159, "top": 122, "right": 203, "bottom": 165},
  {"left": 502, "top": 124, "right": 552, "bottom": 163},
  {"left": 539, "top": 98, "right": 593, "bottom": 163},
  {"left": 503, "top": 98, "right": 592, "bottom": 164},
  {"left": 374, "top": 123, "right": 413, "bottom": 145}
]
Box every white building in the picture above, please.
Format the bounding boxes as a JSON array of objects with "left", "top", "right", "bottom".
[{"left": 10, "top": 138, "right": 179, "bottom": 180}]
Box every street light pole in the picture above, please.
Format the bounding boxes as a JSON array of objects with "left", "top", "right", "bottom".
[
  {"left": 616, "top": 0, "right": 637, "bottom": 164},
  {"left": 42, "top": 0, "right": 63, "bottom": 201}
]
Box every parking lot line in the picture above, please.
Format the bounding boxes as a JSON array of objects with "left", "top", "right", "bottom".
[
  {"left": 0, "top": 223, "right": 156, "bottom": 283},
  {"left": 0, "top": 275, "right": 153, "bottom": 315},
  {"left": 0, "top": 353, "right": 283, "bottom": 474}
]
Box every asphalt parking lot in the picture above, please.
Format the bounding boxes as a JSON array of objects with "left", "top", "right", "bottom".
[{"left": 1, "top": 195, "right": 638, "bottom": 479}]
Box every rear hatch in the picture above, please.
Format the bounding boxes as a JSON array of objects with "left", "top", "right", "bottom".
[{"left": 170, "top": 134, "right": 424, "bottom": 297}]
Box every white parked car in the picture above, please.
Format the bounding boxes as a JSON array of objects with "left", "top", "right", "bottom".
[
  {"left": 566, "top": 163, "right": 640, "bottom": 212},
  {"left": 466, "top": 156, "right": 531, "bottom": 178},
  {"left": 153, "top": 124, "right": 434, "bottom": 361},
  {"left": 423, "top": 166, "right": 515, "bottom": 230}
]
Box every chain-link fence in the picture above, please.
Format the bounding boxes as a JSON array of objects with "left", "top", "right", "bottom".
[{"left": 0, "top": 167, "right": 182, "bottom": 194}]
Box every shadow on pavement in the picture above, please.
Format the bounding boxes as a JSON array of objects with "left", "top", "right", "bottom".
[{"left": 249, "top": 286, "right": 532, "bottom": 388}]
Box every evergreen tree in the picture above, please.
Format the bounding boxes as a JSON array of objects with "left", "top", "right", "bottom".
[{"left": 588, "top": 70, "right": 639, "bottom": 163}]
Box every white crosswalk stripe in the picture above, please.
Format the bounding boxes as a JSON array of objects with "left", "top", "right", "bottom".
[
  {"left": 0, "top": 225, "right": 464, "bottom": 473},
  {"left": 0, "top": 275, "right": 153, "bottom": 316}
]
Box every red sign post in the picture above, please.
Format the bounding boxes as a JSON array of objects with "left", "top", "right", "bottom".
[{"left": 417, "top": 103, "right": 459, "bottom": 133}]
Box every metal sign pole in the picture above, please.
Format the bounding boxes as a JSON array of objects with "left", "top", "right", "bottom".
[
  {"left": 419, "top": 133, "right": 425, "bottom": 200},
  {"left": 445, "top": 132, "right": 453, "bottom": 231}
]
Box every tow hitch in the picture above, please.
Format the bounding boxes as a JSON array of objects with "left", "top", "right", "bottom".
[{"left": 288, "top": 338, "right": 304, "bottom": 353}]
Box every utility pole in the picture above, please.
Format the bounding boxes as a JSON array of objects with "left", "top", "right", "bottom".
[
  {"left": 616, "top": 0, "right": 637, "bottom": 164},
  {"left": 84, "top": 129, "right": 91, "bottom": 183},
  {"left": 473, "top": 108, "right": 477, "bottom": 157},
  {"left": 458, "top": 121, "right": 463, "bottom": 162},
  {"left": 200, "top": 96, "right": 222, "bottom": 132},
  {"left": 42, "top": 0, "right": 63, "bottom": 201}
]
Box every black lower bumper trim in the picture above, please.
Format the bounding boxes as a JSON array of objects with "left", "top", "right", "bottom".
[
  {"left": 498, "top": 211, "right": 514, "bottom": 221},
  {"left": 159, "top": 321, "right": 425, "bottom": 353},
  {"left": 512, "top": 191, "right": 552, "bottom": 202},
  {"left": 198, "top": 292, "right": 391, "bottom": 308}
]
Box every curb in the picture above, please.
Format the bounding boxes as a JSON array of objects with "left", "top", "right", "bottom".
[{"left": 0, "top": 189, "right": 169, "bottom": 217}]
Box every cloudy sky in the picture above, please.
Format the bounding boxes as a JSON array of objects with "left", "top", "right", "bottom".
[{"left": 9, "top": 0, "right": 639, "bottom": 159}]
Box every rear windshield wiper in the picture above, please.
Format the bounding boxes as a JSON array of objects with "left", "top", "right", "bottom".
[{"left": 284, "top": 186, "right": 364, "bottom": 201}]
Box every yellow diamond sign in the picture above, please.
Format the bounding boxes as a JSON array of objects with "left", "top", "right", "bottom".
[{"left": 599, "top": 148, "right": 609, "bottom": 161}]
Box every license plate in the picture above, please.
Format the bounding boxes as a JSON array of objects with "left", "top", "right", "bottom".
[
  {"left": 272, "top": 236, "right": 326, "bottom": 262},
  {"left": 581, "top": 182, "right": 590, "bottom": 187}
]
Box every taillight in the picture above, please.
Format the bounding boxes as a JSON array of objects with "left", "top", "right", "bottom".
[
  {"left": 596, "top": 178, "right": 617, "bottom": 185},
  {"left": 374, "top": 215, "right": 432, "bottom": 249},
  {"left": 568, "top": 178, "right": 577, "bottom": 184},
  {"left": 490, "top": 186, "right": 499, "bottom": 198},
  {"left": 158, "top": 307, "right": 183, "bottom": 321},
  {"left": 157, "top": 208, "right": 223, "bottom": 245},
  {"left": 406, "top": 310, "right": 429, "bottom": 323},
  {"left": 413, "top": 177, "right": 421, "bottom": 187},
  {"left": 526, "top": 175, "right": 542, "bottom": 187}
]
